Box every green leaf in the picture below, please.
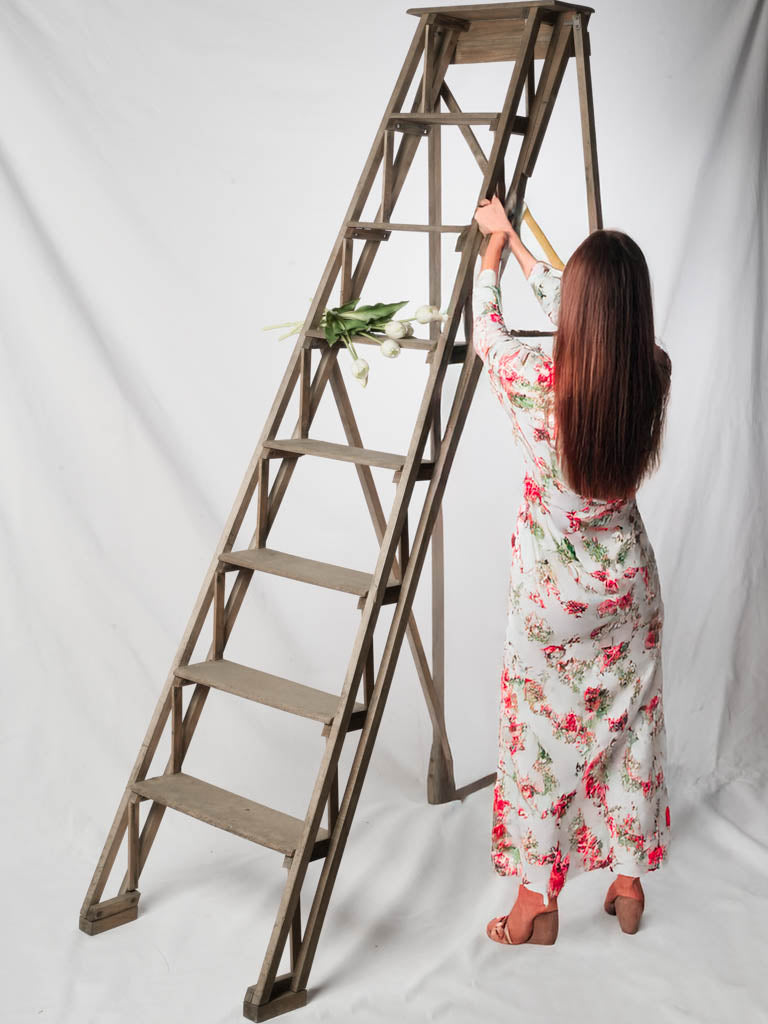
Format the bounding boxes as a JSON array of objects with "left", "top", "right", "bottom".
[
  {"left": 323, "top": 314, "right": 342, "bottom": 346},
  {"left": 307, "top": 297, "right": 412, "bottom": 350},
  {"left": 353, "top": 301, "right": 409, "bottom": 320},
  {"left": 340, "top": 311, "right": 372, "bottom": 324}
]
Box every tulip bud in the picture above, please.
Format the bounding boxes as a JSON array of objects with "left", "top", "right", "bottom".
[
  {"left": 380, "top": 338, "right": 401, "bottom": 358},
  {"left": 351, "top": 357, "right": 369, "bottom": 386},
  {"left": 415, "top": 304, "right": 440, "bottom": 324},
  {"left": 384, "top": 320, "right": 406, "bottom": 339}
]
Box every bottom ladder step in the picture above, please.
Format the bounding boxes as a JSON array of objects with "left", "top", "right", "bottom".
[{"left": 130, "top": 772, "right": 329, "bottom": 858}]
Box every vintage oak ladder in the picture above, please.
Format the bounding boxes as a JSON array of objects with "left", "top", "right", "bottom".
[{"left": 79, "top": 2, "right": 602, "bottom": 1019}]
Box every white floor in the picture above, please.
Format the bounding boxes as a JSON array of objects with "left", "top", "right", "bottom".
[{"left": 11, "top": 770, "right": 768, "bottom": 1023}]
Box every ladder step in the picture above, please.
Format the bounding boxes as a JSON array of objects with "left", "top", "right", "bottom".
[
  {"left": 387, "top": 112, "right": 528, "bottom": 132},
  {"left": 219, "top": 547, "right": 401, "bottom": 602},
  {"left": 264, "top": 438, "right": 436, "bottom": 481},
  {"left": 305, "top": 327, "right": 434, "bottom": 352},
  {"left": 176, "top": 658, "right": 367, "bottom": 728},
  {"left": 348, "top": 219, "right": 467, "bottom": 233},
  {"left": 264, "top": 438, "right": 407, "bottom": 471},
  {"left": 130, "top": 772, "right": 329, "bottom": 858}
]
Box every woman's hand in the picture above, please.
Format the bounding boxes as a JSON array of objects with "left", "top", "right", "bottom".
[
  {"left": 475, "top": 195, "right": 539, "bottom": 279},
  {"left": 473, "top": 195, "right": 513, "bottom": 240}
]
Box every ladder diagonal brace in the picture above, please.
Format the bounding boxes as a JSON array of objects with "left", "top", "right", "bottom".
[{"left": 327, "top": 361, "right": 454, "bottom": 769}]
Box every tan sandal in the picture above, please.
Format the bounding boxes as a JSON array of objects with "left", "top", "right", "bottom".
[
  {"left": 486, "top": 905, "right": 559, "bottom": 945},
  {"left": 604, "top": 875, "right": 645, "bottom": 934}
]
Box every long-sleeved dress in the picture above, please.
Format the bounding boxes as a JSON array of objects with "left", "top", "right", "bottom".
[{"left": 472, "top": 259, "right": 671, "bottom": 902}]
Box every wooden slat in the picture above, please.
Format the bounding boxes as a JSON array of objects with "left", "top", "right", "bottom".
[
  {"left": 390, "top": 110, "right": 499, "bottom": 124},
  {"left": 438, "top": 81, "right": 490, "bottom": 174},
  {"left": 348, "top": 219, "right": 467, "bottom": 233},
  {"left": 573, "top": 12, "right": 602, "bottom": 231},
  {"left": 450, "top": 17, "right": 556, "bottom": 64},
  {"left": 521, "top": 11, "right": 574, "bottom": 176},
  {"left": 218, "top": 546, "right": 401, "bottom": 602},
  {"left": 305, "top": 327, "right": 434, "bottom": 352},
  {"left": 389, "top": 112, "right": 527, "bottom": 133},
  {"left": 407, "top": 2, "right": 594, "bottom": 20},
  {"left": 131, "top": 773, "right": 329, "bottom": 856},
  {"left": 127, "top": 796, "right": 139, "bottom": 889},
  {"left": 176, "top": 658, "right": 367, "bottom": 726},
  {"left": 263, "top": 438, "right": 407, "bottom": 471},
  {"left": 84, "top": 890, "right": 140, "bottom": 923}
]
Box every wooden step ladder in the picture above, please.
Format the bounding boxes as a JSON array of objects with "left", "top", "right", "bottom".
[{"left": 78, "top": 3, "right": 602, "bottom": 1019}]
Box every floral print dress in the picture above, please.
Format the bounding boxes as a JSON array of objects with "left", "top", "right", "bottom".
[{"left": 472, "top": 260, "right": 671, "bottom": 901}]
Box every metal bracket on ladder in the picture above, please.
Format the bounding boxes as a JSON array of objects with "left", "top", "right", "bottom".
[{"left": 78, "top": 3, "right": 603, "bottom": 1020}]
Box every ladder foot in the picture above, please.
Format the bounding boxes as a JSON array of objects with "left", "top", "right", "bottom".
[
  {"left": 427, "top": 739, "right": 456, "bottom": 804},
  {"left": 243, "top": 976, "right": 308, "bottom": 1021},
  {"left": 79, "top": 891, "right": 141, "bottom": 935}
]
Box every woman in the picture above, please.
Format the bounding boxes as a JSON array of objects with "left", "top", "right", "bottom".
[{"left": 472, "top": 196, "right": 672, "bottom": 946}]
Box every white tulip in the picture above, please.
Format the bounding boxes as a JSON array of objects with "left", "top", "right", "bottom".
[
  {"left": 351, "top": 357, "right": 369, "bottom": 386},
  {"left": 384, "top": 320, "right": 406, "bottom": 339},
  {"left": 379, "top": 338, "right": 401, "bottom": 358},
  {"left": 402, "top": 321, "right": 415, "bottom": 337},
  {"left": 415, "top": 304, "right": 441, "bottom": 324}
]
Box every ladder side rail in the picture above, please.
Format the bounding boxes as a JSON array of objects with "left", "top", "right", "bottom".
[
  {"left": 572, "top": 12, "right": 603, "bottom": 231},
  {"left": 114, "top": 25, "right": 466, "bottom": 890},
  {"left": 351, "top": 21, "right": 462, "bottom": 298},
  {"left": 294, "top": 297, "right": 485, "bottom": 996},
  {"left": 507, "top": 10, "right": 573, "bottom": 224},
  {"left": 141, "top": 20, "right": 459, "bottom": 900},
  {"left": 80, "top": 13, "right": 430, "bottom": 924},
  {"left": 520, "top": 13, "right": 574, "bottom": 179},
  {"left": 427, "top": 382, "right": 452, "bottom": 800},
  {"left": 499, "top": 9, "right": 573, "bottom": 284},
  {"left": 425, "top": 21, "right": 453, "bottom": 801},
  {"left": 287, "top": 5, "right": 547, "bottom": 996},
  {"left": 244, "top": 18, "right": 472, "bottom": 1011}
]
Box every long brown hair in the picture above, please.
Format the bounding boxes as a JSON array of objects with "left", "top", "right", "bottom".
[{"left": 552, "top": 229, "right": 671, "bottom": 501}]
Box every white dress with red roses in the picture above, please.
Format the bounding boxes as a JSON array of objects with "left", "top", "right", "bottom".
[{"left": 472, "top": 259, "right": 671, "bottom": 901}]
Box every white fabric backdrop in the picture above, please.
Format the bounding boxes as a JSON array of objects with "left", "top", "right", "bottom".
[{"left": 3, "top": 0, "right": 766, "bottom": 1020}]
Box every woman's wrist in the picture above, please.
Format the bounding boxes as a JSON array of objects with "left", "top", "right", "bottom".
[
  {"left": 480, "top": 232, "right": 507, "bottom": 273},
  {"left": 505, "top": 228, "right": 537, "bottom": 279}
]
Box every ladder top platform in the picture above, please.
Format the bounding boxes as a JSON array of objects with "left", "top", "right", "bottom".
[
  {"left": 406, "top": 2, "right": 594, "bottom": 64},
  {"left": 406, "top": 2, "right": 595, "bottom": 20}
]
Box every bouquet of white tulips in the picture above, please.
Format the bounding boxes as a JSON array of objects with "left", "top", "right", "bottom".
[{"left": 263, "top": 299, "right": 447, "bottom": 387}]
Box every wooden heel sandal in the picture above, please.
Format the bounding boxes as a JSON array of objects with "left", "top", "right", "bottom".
[
  {"left": 604, "top": 877, "right": 645, "bottom": 934},
  {"left": 487, "top": 905, "right": 559, "bottom": 945}
]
